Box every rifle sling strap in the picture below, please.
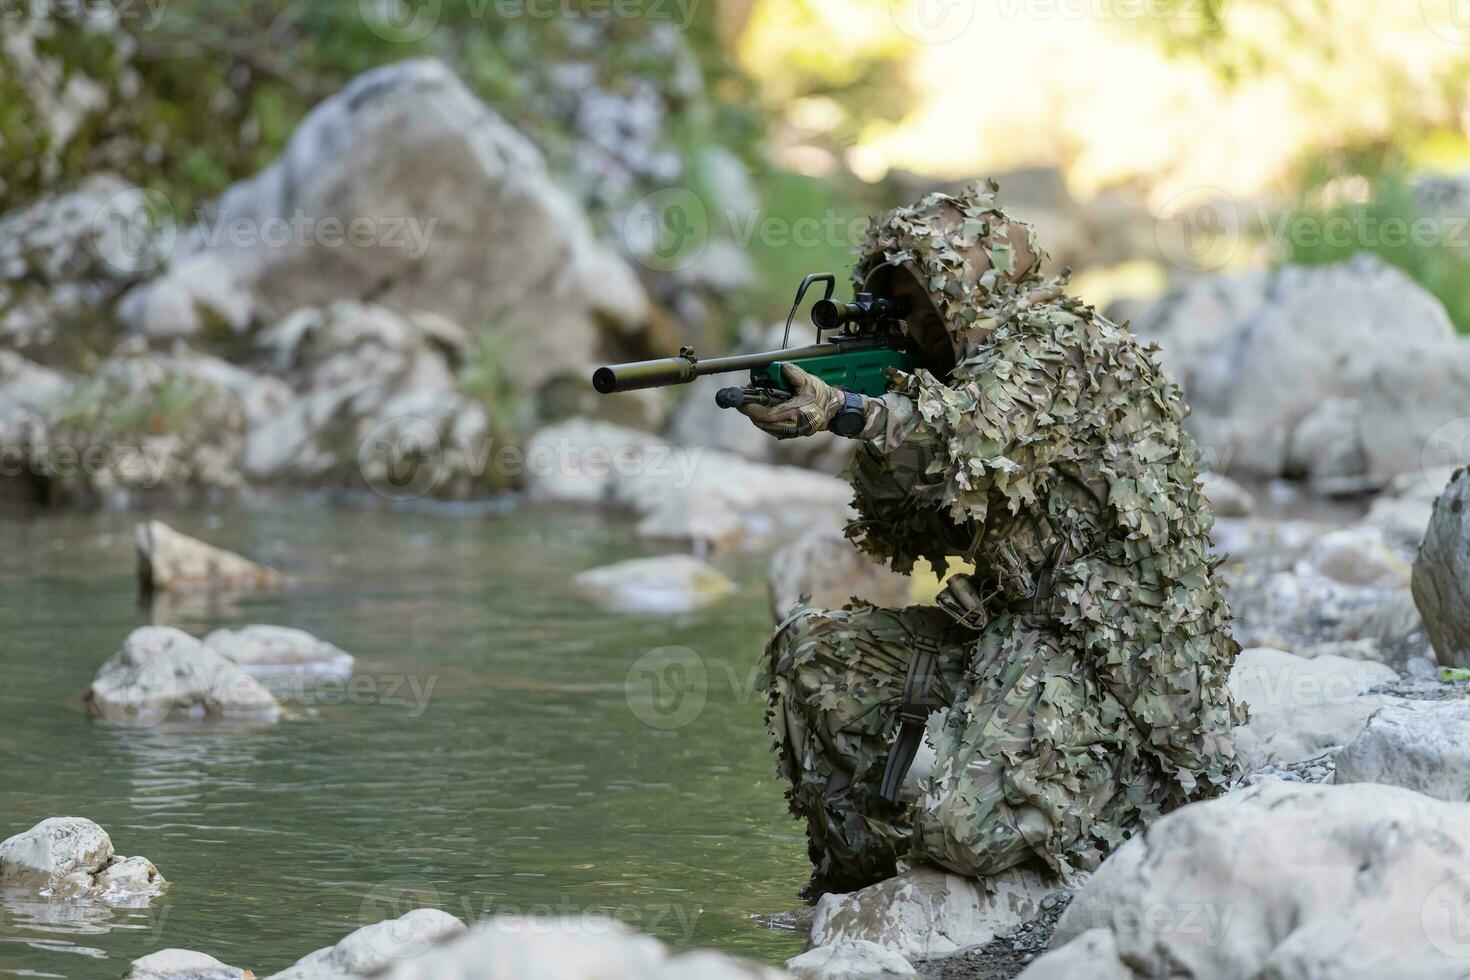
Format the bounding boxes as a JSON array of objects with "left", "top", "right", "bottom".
[{"left": 879, "top": 636, "right": 940, "bottom": 803}]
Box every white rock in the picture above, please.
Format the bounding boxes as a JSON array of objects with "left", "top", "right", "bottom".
[
  {"left": 768, "top": 528, "right": 913, "bottom": 622},
  {"left": 87, "top": 626, "right": 281, "bottom": 725},
  {"left": 522, "top": 418, "right": 670, "bottom": 506},
  {"left": 117, "top": 253, "right": 255, "bottom": 340},
  {"left": 0, "top": 175, "right": 164, "bottom": 358},
  {"left": 572, "top": 555, "right": 734, "bottom": 614},
  {"left": 0, "top": 351, "right": 69, "bottom": 410},
  {"left": 1295, "top": 526, "right": 1410, "bottom": 589},
  {"left": 124, "top": 949, "right": 251, "bottom": 980},
  {"left": 137, "top": 521, "right": 283, "bottom": 594},
  {"left": 1228, "top": 647, "right": 1402, "bottom": 768},
  {"left": 203, "top": 626, "right": 354, "bottom": 679},
  {"left": 1413, "top": 468, "right": 1470, "bottom": 668},
  {"left": 120, "top": 60, "right": 649, "bottom": 387},
  {"left": 266, "top": 908, "right": 465, "bottom": 979},
  {"left": 810, "top": 866, "right": 1057, "bottom": 960},
  {"left": 1286, "top": 395, "right": 1365, "bottom": 488},
  {"left": 785, "top": 940, "right": 915, "bottom": 980},
  {"left": 1016, "top": 928, "right": 1129, "bottom": 980},
  {"left": 1208, "top": 518, "right": 1323, "bottom": 566},
  {"left": 41, "top": 349, "right": 251, "bottom": 507},
  {"left": 634, "top": 495, "right": 746, "bottom": 555},
  {"left": 1363, "top": 494, "right": 1434, "bottom": 553},
  {"left": 608, "top": 447, "right": 852, "bottom": 540},
  {"left": 373, "top": 916, "right": 788, "bottom": 979},
  {"left": 1033, "top": 781, "right": 1470, "bottom": 978},
  {"left": 240, "top": 303, "right": 498, "bottom": 498},
  {"left": 1132, "top": 257, "right": 1461, "bottom": 482},
  {"left": 0, "top": 817, "right": 165, "bottom": 900},
  {"left": 1198, "top": 471, "right": 1253, "bottom": 518},
  {"left": 1333, "top": 699, "right": 1470, "bottom": 801}
]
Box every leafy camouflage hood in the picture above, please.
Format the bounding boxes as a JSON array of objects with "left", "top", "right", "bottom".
[{"left": 854, "top": 179, "right": 1048, "bottom": 377}]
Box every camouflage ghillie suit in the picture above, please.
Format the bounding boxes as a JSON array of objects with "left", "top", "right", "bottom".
[{"left": 754, "top": 182, "right": 1244, "bottom": 894}]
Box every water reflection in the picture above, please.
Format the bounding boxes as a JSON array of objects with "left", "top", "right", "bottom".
[{"left": 0, "top": 503, "right": 810, "bottom": 976}]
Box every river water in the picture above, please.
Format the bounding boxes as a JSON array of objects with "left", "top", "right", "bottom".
[{"left": 0, "top": 502, "right": 811, "bottom": 977}]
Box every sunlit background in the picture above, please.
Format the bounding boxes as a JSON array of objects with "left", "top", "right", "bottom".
[{"left": 12, "top": 0, "right": 1470, "bottom": 337}]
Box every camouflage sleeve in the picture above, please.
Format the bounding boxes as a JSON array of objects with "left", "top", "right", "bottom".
[
  {"left": 857, "top": 391, "right": 929, "bottom": 453},
  {"left": 884, "top": 352, "right": 1076, "bottom": 530}
]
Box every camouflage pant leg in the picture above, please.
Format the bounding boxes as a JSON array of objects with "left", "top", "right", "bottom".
[
  {"left": 913, "top": 614, "right": 1140, "bottom": 879},
  {"left": 762, "top": 602, "right": 968, "bottom": 894}
]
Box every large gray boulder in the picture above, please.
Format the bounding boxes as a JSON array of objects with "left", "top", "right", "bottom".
[
  {"left": 373, "top": 916, "right": 788, "bottom": 979},
  {"left": 1023, "top": 782, "right": 1470, "bottom": 978},
  {"left": 809, "top": 866, "right": 1058, "bottom": 961},
  {"left": 1334, "top": 698, "right": 1470, "bottom": 801},
  {"left": 266, "top": 908, "right": 466, "bottom": 979},
  {"left": 1413, "top": 468, "right": 1470, "bottom": 667},
  {"left": 120, "top": 59, "right": 650, "bottom": 388},
  {"left": 0, "top": 817, "right": 165, "bottom": 901},
  {"left": 86, "top": 627, "right": 281, "bottom": 725},
  {"left": 1133, "top": 257, "right": 1463, "bottom": 484},
  {"left": 1228, "top": 647, "right": 1403, "bottom": 768}
]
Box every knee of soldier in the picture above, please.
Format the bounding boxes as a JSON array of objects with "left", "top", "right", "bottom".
[
  {"left": 767, "top": 605, "right": 842, "bottom": 682},
  {"left": 921, "top": 793, "right": 1044, "bottom": 878}
]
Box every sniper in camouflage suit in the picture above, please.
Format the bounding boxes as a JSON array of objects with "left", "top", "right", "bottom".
[{"left": 738, "top": 180, "right": 1245, "bottom": 896}]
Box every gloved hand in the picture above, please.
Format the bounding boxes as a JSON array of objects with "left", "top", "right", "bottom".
[
  {"left": 737, "top": 363, "right": 845, "bottom": 440},
  {"left": 935, "top": 574, "right": 989, "bottom": 631}
]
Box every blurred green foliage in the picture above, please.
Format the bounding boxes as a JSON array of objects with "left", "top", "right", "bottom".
[
  {"left": 0, "top": 0, "right": 761, "bottom": 214},
  {"left": 1277, "top": 157, "right": 1470, "bottom": 334},
  {"left": 728, "top": 169, "right": 875, "bottom": 325}
]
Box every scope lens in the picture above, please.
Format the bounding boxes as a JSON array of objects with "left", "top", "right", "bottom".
[
  {"left": 811, "top": 299, "right": 841, "bottom": 330},
  {"left": 592, "top": 367, "right": 617, "bottom": 394}
]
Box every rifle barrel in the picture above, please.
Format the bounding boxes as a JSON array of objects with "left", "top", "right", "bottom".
[{"left": 593, "top": 343, "right": 835, "bottom": 394}]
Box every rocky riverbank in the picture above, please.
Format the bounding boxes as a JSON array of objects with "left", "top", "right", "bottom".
[{"left": 11, "top": 23, "right": 1470, "bottom": 980}]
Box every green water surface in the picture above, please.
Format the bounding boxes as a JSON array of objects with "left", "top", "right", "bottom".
[{"left": 0, "top": 503, "right": 811, "bottom": 978}]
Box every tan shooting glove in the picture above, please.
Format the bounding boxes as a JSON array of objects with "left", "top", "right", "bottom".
[{"left": 738, "top": 363, "right": 846, "bottom": 439}]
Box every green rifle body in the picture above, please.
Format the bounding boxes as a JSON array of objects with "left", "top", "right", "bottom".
[{"left": 750, "top": 347, "right": 913, "bottom": 396}]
